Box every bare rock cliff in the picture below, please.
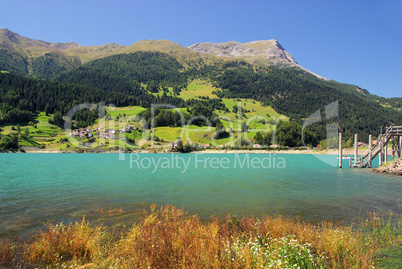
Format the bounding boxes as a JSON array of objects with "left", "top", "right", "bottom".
[{"left": 188, "top": 40, "right": 297, "bottom": 65}]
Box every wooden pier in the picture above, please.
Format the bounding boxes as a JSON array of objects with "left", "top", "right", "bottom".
[{"left": 339, "top": 126, "right": 402, "bottom": 168}]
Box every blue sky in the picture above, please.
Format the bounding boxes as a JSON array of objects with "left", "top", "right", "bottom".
[{"left": 1, "top": 0, "right": 400, "bottom": 97}]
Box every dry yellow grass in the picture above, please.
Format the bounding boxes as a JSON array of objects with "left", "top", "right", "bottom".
[{"left": 2, "top": 204, "right": 395, "bottom": 268}]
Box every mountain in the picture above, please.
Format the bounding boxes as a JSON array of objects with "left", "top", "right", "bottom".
[
  {"left": 1, "top": 29, "right": 401, "bottom": 143},
  {"left": 188, "top": 40, "right": 329, "bottom": 79},
  {"left": 0, "top": 28, "right": 131, "bottom": 78},
  {"left": 0, "top": 28, "right": 328, "bottom": 80},
  {"left": 189, "top": 40, "right": 297, "bottom": 65},
  {"left": 0, "top": 29, "right": 307, "bottom": 77}
]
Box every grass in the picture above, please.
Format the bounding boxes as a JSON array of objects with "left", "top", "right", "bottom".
[
  {"left": 106, "top": 106, "right": 146, "bottom": 119},
  {"left": 1, "top": 112, "right": 65, "bottom": 148},
  {"left": 179, "top": 79, "right": 220, "bottom": 100},
  {"left": 218, "top": 98, "right": 287, "bottom": 121},
  {"left": 1, "top": 204, "right": 399, "bottom": 268}
]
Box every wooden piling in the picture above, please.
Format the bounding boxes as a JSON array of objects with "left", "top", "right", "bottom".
[
  {"left": 368, "top": 134, "right": 372, "bottom": 168},
  {"left": 339, "top": 133, "right": 342, "bottom": 168},
  {"left": 385, "top": 141, "right": 388, "bottom": 163},
  {"left": 379, "top": 142, "right": 383, "bottom": 166},
  {"left": 354, "top": 134, "right": 358, "bottom": 167},
  {"left": 400, "top": 136, "right": 402, "bottom": 158}
]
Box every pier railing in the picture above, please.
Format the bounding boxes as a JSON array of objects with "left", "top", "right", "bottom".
[{"left": 357, "top": 126, "right": 395, "bottom": 168}]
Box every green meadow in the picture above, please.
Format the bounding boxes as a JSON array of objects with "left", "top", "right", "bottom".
[
  {"left": 1, "top": 112, "right": 64, "bottom": 148},
  {"left": 106, "top": 106, "right": 146, "bottom": 119},
  {"left": 180, "top": 79, "right": 220, "bottom": 100}
]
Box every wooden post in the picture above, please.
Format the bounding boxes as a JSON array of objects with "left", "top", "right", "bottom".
[
  {"left": 339, "top": 133, "right": 342, "bottom": 168},
  {"left": 392, "top": 138, "right": 395, "bottom": 160},
  {"left": 400, "top": 136, "right": 402, "bottom": 158},
  {"left": 354, "top": 133, "right": 358, "bottom": 167},
  {"left": 368, "top": 134, "right": 372, "bottom": 168},
  {"left": 385, "top": 141, "right": 388, "bottom": 163},
  {"left": 379, "top": 142, "right": 383, "bottom": 166}
]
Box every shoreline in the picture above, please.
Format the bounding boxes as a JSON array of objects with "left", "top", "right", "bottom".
[
  {"left": 3, "top": 148, "right": 380, "bottom": 155},
  {"left": 10, "top": 149, "right": 335, "bottom": 154}
]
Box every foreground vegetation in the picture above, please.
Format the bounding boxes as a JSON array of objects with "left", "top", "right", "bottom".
[{"left": 0, "top": 205, "right": 400, "bottom": 268}]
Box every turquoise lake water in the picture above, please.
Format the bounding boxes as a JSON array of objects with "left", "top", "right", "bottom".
[{"left": 0, "top": 153, "right": 400, "bottom": 237}]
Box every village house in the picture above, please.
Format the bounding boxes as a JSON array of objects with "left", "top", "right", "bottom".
[
  {"left": 70, "top": 128, "right": 92, "bottom": 138},
  {"left": 98, "top": 131, "right": 109, "bottom": 139},
  {"left": 172, "top": 141, "right": 179, "bottom": 148},
  {"left": 171, "top": 137, "right": 181, "bottom": 148},
  {"left": 97, "top": 129, "right": 120, "bottom": 139},
  {"left": 358, "top": 142, "right": 368, "bottom": 148}
]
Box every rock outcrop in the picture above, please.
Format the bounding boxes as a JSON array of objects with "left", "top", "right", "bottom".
[
  {"left": 188, "top": 40, "right": 297, "bottom": 65},
  {"left": 373, "top": 158, "right": 402, "bottom": 176}
]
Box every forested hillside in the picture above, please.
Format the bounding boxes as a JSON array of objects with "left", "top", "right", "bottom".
[
  {"left": 54, "top": 51, "right": 188, "bottom": 95},
  {"left": 0, "top": 72, "right": 226, "bottom": 126},
  {"left": 31, "top": 52, "right": 82, "bottom": 80},
  {"left": 0, "top": 72, "right": 139, "bottom": 125},
  {"left": 190, "top": 62, "right": 402, "bottom": 141}
]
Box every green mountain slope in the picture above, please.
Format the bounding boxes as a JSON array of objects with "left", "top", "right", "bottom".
[
  {"left": 0, "top": 72, "right": 143, "bottom": 125},
  {"left": 200, "top": 62, "right": 402, "bottom": 141},
  {"left": 1, "top": 29, "right": 401, "bottom": 144},
  {"left": 54, "top": 51, "right": 188, "bottom": 95},
  {"left": 30, "top": 52, "right": 82, "bottom": 79}
]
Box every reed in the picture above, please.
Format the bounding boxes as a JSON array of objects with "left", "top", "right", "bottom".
[
  {"left": 2, "top": 204, "right": 399, "bottom": 268},
  {"left": 0, "top": 238, "right": 16, "bottom": 264},
  {"left": 24, "top": 217, "right": 109, "bottom": 267}
]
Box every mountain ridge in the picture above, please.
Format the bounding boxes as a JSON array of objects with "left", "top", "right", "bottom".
[
  {"left": 0, "top": 28, "right": 312, "bottom": 74},
  {"left": 0, "top": 28, "right": 83, "bottom": 52}
]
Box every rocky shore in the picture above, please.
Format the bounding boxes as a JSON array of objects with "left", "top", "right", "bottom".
[{"left": 372, "top": 158, "right": 402, "bottom": 176}]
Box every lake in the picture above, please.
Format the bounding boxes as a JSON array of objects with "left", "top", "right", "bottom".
[{"left": 0, "top": 153, "right": 400, "bottom": 237}]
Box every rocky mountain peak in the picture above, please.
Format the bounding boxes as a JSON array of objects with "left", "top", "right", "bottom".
[
  {"left": 51, "top": 42, "right": 82, "bottom": 50},
  {"left": 188, "top": 40, "right": 297, "bottom": 65}
]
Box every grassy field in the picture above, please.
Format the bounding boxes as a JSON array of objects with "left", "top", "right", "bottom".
[
  {"left": 179, "top": 79, "right": 220, "bottom": 100},
  {"left": 1, "top": 112, "right": 65, "bottom": 148},
  {"left": 219, "top": 98, "right": 287, "bottom": 120},
  {"left": 153, "top": 126, "right": 182, "bottom": 142},
  {"left": 106, "top": 106, "right": 146, "bottom": 119}
]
